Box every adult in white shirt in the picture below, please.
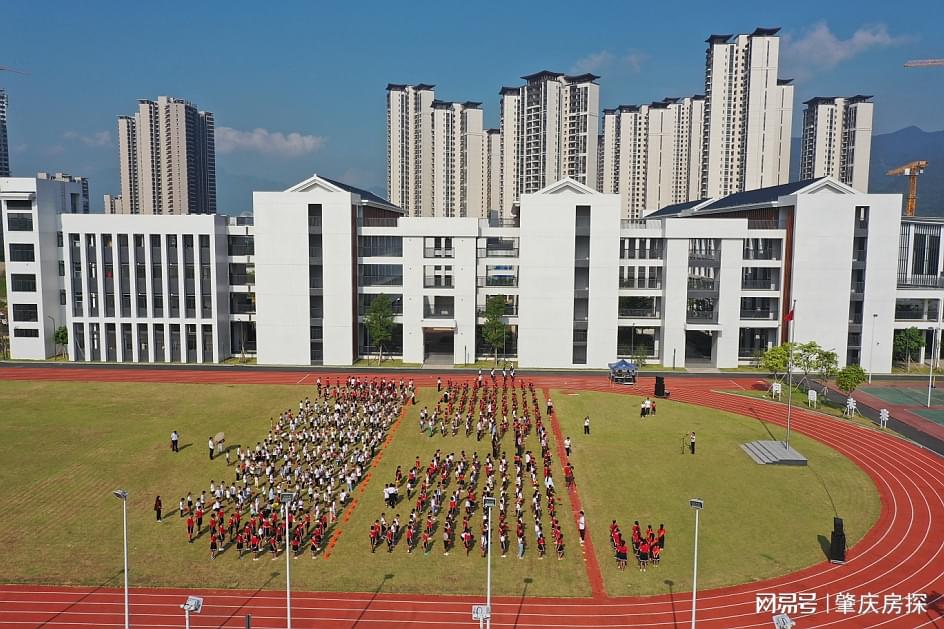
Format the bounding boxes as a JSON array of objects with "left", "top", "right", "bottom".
[{"left": 208, "top": 437, "right": 215, "bottom": 460}]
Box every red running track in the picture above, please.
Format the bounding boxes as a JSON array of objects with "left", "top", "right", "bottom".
[{"left": 0, "top": 367, "right": 942, "bottom": 628}]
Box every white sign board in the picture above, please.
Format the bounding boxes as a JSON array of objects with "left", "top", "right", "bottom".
[
  {"left": 472, "top": 605, "right": 491, "bottom": 620},
  {"left": 772, "top": 383, "right": 782, "bottom": 394},
  {"left": 807, "top": 389, "right": 817, "bottom": 407},
  {"left": 184, "top": 596, "right": 204, "bottom": 613},
  {"left": 772, "top": 613, "right": 795, "bottom": 628},
  {"left": 846, "top": 397, "right": 857, "bottom": 410}
]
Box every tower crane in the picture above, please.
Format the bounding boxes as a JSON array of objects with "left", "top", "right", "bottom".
[
  {"left": 887, "top": 161, "right": 929, "bottom": 216},
  {"left": 0, "top": 66, "right": 29, "bottom": 75}
]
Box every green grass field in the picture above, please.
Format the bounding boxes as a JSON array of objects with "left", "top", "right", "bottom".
[
  {"left": 859, "top": 385, "right": 944, "bottom": 408},
  {"left": 0, "top": 380, "right": 880, "bottom": 599},
  {"left": 552, "top": 389, "right": 881, "bottom": 597}
]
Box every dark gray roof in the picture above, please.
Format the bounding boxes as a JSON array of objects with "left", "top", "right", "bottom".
[
  {"left": 699, "top": 179, "right": 821, "bottom": 212},
  {"left": 320, "top": 176, "right": 402, "bottom": 212},
  {"left": 646, "top": 199, "right": 705, "bottom": 218},
  {"left": 646, "top": 178, "right": 826, "bottom": 219}
]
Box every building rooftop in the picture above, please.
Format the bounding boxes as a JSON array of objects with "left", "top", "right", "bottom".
[
  {"left": 318, "top": 176, "right": 401, "bottom": 211},
  {"left": 803, "top": 95, "right": 874, "bottom": 106},
  {"left": 646, "top": 178, "right": 828, "bottom": 218}
]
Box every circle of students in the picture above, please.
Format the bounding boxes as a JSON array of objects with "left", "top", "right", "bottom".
[
  {"left": 610, "top": 519, "right": 666, "bottom": 571},
  {"left": 369, "top": 372, "right": 569, "bottom": 561},
  {"left": 177, "top": 376, "right": 414, "bottom": 560}
]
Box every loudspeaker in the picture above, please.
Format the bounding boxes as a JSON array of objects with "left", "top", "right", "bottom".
[
  {"left": 833, "top": 517, "right": 844, "bottom": 535},
  {"left": 655, "top": 377, "right": 666, "bottom": 398},
  {"left": 829, "top": 531, "right": 846, "bottom": 563}
]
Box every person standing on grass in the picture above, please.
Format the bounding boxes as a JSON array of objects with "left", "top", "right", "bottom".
[
  {"left": 178, "top": 497, "right": 185, "bottom": 518},
  {"left": 546, "top": 397, "right": 553, "bottom": 416},
  {"left": 578, "top": 510, "right": 586, "bottom": 544},
  {"left": 154, "top": 496, "right": 163, "bottom": 522},
  {"left": 208, "top": 436, "right": 215, "bottom": 460},
  {"left": 186, "top": 514, "right": 195, "bottom": 543},
  {"left": 564, "top": 436, "right": 572, "bottom": 457},
  {"left": 689, "top": 432, "right": 696, "bottom": 455},
  {"left": 583, "top": 416, "right": 590, "bottom": 435},
  {"left": 171, "top": 430, "right": 179, "bottom": 452}
]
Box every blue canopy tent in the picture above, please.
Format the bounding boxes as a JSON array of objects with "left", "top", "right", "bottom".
[{"left": 608, "top": 359, "right": 638, "bottom": 384}]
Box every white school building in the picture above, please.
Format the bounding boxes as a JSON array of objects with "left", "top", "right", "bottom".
[{"left": 2, "top": 173, "right": 939, "bottom": 371}]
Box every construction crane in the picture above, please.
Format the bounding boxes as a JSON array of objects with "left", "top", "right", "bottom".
[
  {"left": 904, "top": 59, "right": 944, "bottom": 68},
  {"left": 887, "top": 160, "right": 928, "bottom": 216},
  {"left": 0, "top": 65, "right": 29, "bottom": 75}
]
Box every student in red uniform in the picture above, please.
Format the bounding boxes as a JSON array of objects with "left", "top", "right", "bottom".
[
  {"left": 369, "top": 521, "right": 380, "bottom": 553},
  {"left": 406, "top": 526, "right": 416, "bottom": 553},
  {"left": 195, "top": 507, "right": 204, "bottom": 533},
  {"left": 657, "top": 524, "right": 666, "bottom": 549},
  {"left": 251, "top": 532, "right": 260, "bottom": 560},
  {"left": 616, "top": 538, "right": 628, "bottom": 571},
  {"left": 421, "top": 530, "right": 431, "bottom": 554},
  {"left": 536, "top": 533, "right": 546, "bottom": 558},
  {"left": 210, "top": 533, "right": 218, "bottom": 560},
  {"left": 651, "top": 542, "right": 662, "bottom": 566},
  {"left": 385, "top": 526, "right": 395, "bottom": 552},
  {"left": 292, "top": 532, "right": 301, "bottom": 558},
  {"left": 638, "top": 538, "right": 650, "bottom": 572},
  {"left": 186, "top": 515, "right": 195, "bottom": 543},
  {"left": 554, "top": 529, "right": 565, "bottom": 560}
]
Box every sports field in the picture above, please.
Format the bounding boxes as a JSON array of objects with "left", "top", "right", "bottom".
[
  {"left": 0, "top": 379, "right": 880, "bottom": 599},
  {"left": 859, "top": 384, "right": 944, "bottom": 409},
  {"left": 552, "top": 389, "right": 881, "bottom": 596}
]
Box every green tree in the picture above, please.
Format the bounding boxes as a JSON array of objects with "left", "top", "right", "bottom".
[
  {"left": 482, "top": 295, "right": 508, "bottom": 364},
  {"left": 364, "top": 294, "right": 394, "bottom": 365},
  {"left": 812, "top": 347, "right": 839, "bottom": 394},
  {"left": 836, "top": 364, "right": 867, "bottom": 396},
  {"left": 893, "top": 327, "right": 924, "bottom": 370},
  {"left": 630, "top": 343, "right": 650, "bottom": 368},
  {"left": 760, "top": 342, "right": 796, "bottom": 380},
  {"left": 793, "top": 341, "right": 823, "bottom": 388},
  {"left": 54, "top": 326, "right": 69, "bottom": 358}
]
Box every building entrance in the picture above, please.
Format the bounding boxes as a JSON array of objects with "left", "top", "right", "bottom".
[
  {"left": 423, "top": 328, "right": 455, "bottom": 365},
  {"left": 685, "top": 330, "right": 714, "bottom": 365}
]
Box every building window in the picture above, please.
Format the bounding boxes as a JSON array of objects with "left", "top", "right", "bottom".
[
  {"left": 12, "top": 304, "right": 39, "bottom": 322},
  {"left": 10, "top": 274, "right": 37, "bottom": 292},
  {"left": 59, "top": 261, "right": 65, "bottom": 277},
  {"left": 57, "top": 232, "right": 64, "bottom": 248},
  {"left": 13, "top": 328, "right": 40, "bottom": 338},
  {"left": 6, "top": 212, "right": 33, "bottom": 232},
  {"left": 60, "top": 289, "right": 67, "bottom": 306},
  {"left": 8, "top": 243, "right": 35, "bottom": 262}
]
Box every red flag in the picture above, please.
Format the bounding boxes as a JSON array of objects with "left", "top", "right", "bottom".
[{"left": 785, "top": 307, "right": 794, "bottom": 322}]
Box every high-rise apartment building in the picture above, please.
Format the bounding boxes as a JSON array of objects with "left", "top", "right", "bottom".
[
  {"left": 799, "top": 96, "right": 873, "bottom": 192},
  {"left": 386, "top": 84, "right": 435, "bottom": 216},
  {"left": 600, "top": 96, "right": 705, "bottom": 218},
  {"left": 387, "top": 84, "right": 488, "bottom": 218},
  {"left": 499, "top": 71, "right": 599, "bottom": 216},
  {"left": 112, "top": 96, "right": 216, "bottom": 215},
  {"left": 484, "top": 129, "right": 501, "bottom": 216},
  {"left": 0, "top": 89, "right": 10, "bottom": 177},
  {"left": 701, "top": 29, "right": 793, "bottom": 198},
  {"left": 430, "top": 100, "right": 485, "bottom": 217}
]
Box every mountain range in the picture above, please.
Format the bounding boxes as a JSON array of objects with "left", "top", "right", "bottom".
[{"left": 790, "top": 126, "right": 944, "bottom": 215}]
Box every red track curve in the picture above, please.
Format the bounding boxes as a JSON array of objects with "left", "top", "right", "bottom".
[{"left": 0, "top": 367, "right": 941, "bottom": 628}]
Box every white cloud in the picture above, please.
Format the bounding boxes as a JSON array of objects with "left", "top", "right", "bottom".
[
  {"left": 782, "top": 22, "right": 910, "bottom": 78},
  {"left": 216, "top": 127, "right": 326, "bottom": 157},
  {"left": 63, "top": 130, "right": 112, "bottom": 146},
  {"left": 571, "top": 50, "right": 647, "bottom": 75}
]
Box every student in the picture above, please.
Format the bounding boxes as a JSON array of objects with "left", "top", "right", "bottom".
[
  {"left": 639, "top": 538, "right": 650, "bottom": 572},
  {"left": 689, "top": 432, "right": 696, "bottom": 454},
  {"left": 658, "top": 524, "right": 666, "bottom": 549},
  {"left": 154, "top": 496, "right": 163, "bottom": 523},
  {"left": 236, "top": 532, "right": 245, "bottom": 559},
  {"left": 564, "top": 436, "right": 572, "bottom": 457},
  {"left": 208, "top": 436, "right": 215, "bottom": 460},
  {"left": 616, "top": 538, "right": 628, "bottom": 571},
  {"left": 178, "top": 497, "right": 185, "bottom": 518},
  {"left": 578, "top": 511, "right": 586, "bottom": 544},
  {"left": 171, "top": 430, "right": 179, "bottom": 452},
  {"left": 210, "top": 534, "right": 218, "bottom": 560},
  {"left": 186, "top": 514, "right": 195, "bottom": 543},
  {"left": 651, "top": 542, "right": 662, "bottom": 566},
  {"left": 583, "top": 416, "right": 591, "bottom": 435},
  {"left": 546, "top": 398, "right": 553, "bottom": 416}
]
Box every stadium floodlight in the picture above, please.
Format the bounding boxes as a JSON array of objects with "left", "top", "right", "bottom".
[{"left": 281, "top": 492, "right": 296, "bottom": 628}]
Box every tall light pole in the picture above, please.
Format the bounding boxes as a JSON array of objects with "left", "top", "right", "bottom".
[
  {"left": 928, "top": 326, "right": 939, "bottom": 408},
  {"left": 483, "top": 496, "right": 496, "bottom": 629},
  {"left": 112, "top": 489, "right": 130, "bottom": 629},
  {"left": 281, "top": 492, "right": 296, "bottom": 629},
  {"left": 868, "top": 313, "right": 878, "bottom": 383},
  {"left": 689, "top": 498, "right": 704, "bottom": 629}
]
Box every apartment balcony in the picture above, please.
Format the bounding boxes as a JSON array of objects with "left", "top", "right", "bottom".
[
  {"left": 424, "top": 277, "right": 454, "bottom": 289},
  {"left": 476, "top": 304, "right": 518, "bottom": 317},
  {"left": 357, "top": 216, "right": 398, "bottom": 228},
  {"left": 308, "top": 216, "right": 322, "bottom": 230},
  {"left": 309, "top": 246, "right": 322, "bottom": 260},
  {"left": 687, "top": 310, "right": 717, "bottom": 323},
  {"left": 619, "top": 308, "right": 660, "bottom": 319},
  {"left": 574, "top": 287, "right": 589, "bottom": 298},
  {"left": 850, "top": 281, "right": 865, "bottom": 294},
  {"left": 424, "top": 247, "right": 455, "bottom": 259},
  {"left": 478, "top": 276, "right": 518, "bottom": 288},
  {"left": 742, "top": 249, "right": 780, "bottom": 261},
  {"left": 688, "top": 277, "right": 718, "bottom": 292},
  {"left": 423, "top": 306, "right": 455, "bottom": 319},
  {"left": 620, "top": 219, "right": 648, "bottom": 229},
  {"left": 228, "top": 273, "right": 254, "bottom": 286},
  {"left": 619, "top": 278, "right": 662, "bottom": 289},
  {"left": 742, "top": 278, "right": 779, "bottom": 290},
  {"left": 689, "top": 251, "right": 721, "bottom": 263},
  {"left": 480, "top": 246, "right": 519, "bottom": 258},
  {"left": 895, "top": 308, "right": 939, "bottom": 322},
  {"left": 740, "top": 309, "right": 777, "bottom": 320},
  {"left": 898, "top": 275, "right": 944, "bottom": 289},
  {"left": 852, "top": 249, "right": 867, "bottom": 263},
  {"left": 622, "top": 248, "right": 664, "bottom": 260}
]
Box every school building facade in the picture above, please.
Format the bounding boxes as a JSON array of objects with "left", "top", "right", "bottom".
[{"left": 1, "top": 173, "right": 937, "bottom": 371}]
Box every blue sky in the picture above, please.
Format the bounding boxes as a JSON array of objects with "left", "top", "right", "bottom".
[{"left": 2, "top": 0, "right": 941, "bottom": 212}]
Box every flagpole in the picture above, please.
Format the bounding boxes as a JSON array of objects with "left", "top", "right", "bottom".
[{"left": 785, "top": 299, "right": 796, "bottom": 449}]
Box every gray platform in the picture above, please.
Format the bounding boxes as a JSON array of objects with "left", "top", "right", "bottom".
[{"left": 740, "top": 440, "right": 809, "bottom": 466}]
